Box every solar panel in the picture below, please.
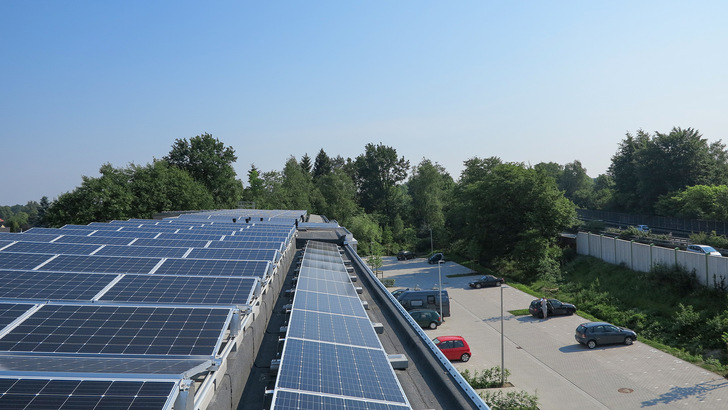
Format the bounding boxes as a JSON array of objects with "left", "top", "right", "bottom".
[
  {"left": 295, "top": 276, "right": 359, "bottom": 297},
  {"left": 0, "top": 270, "right": 116, "bottom": 301},
  {"left": 99, "top": 275, "right": 258, "bottom": 306},
  {"left": 1, "top": 241, "right": 101, "bottom": 256},
  {"left": 53, "top": 235, "right": 135, "bottom": 246},
  {"left": 0, "top": 354, "right": 209, "bottom": 377},
  {"left": 129, "top": 238, "right": 210, "bottom": 249},
  {"left": 272, "top": 390, "right": 411, "bottom": 410},
  {"left": 291, "top": 290, "right": 368, "bottom": 318},
  {"left": 0, "top": 252, "right": 54, "bottom": 270},
  {"left": 0, "top": 377, "right": 177, "bottom": 410},
  {"left": 0, "top": 303, "right": 34, "bottom": 330},
  {"left": 93, "top": 245, "right": 190, "bottom": 259},
  {"left": 287, "top": 309, "right": 380, "bottom": 348},
  {"left": 205, "top": 240, "right": 284, "bottom": 251},
  {"left": 154, "top": 259, "right": 270, "bottom": 278},
  {"left": 276, "top": 338, "right": 408, "bottom": 404},
  {"left": 38, "top": 254, "right": 160, "bottom": 274},
  {"left": 0, "top": 304, "right": 230, "bottom": 356},
  {"left": 0, "top": 233, "right": 61, "bottom": 243},
  {"left": 88, "top": 231, "right": 161, "bottom": 239},
  {"left": 186, "top": 248, "right": 278, "bottom": 262}
]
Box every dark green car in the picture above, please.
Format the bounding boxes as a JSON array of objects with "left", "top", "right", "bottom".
[{"left": 409, "top": 309, "right": 442, "bottom": 329}]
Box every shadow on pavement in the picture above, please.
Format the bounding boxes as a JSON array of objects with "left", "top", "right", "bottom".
[{"left": 641, "top": 379, "right": 728, "bottom": 407}]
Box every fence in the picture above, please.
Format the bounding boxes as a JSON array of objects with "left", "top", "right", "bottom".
[
  {"left": 576, "top": 209, "right": 728, "bottom": 237},
  {"left": 577, "top": 232, "right": 728, "bottom": 288}
]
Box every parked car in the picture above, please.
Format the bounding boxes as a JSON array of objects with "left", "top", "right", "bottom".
[
  {"left": 574, "top": 322, "right": 637, "bottom": 349},
  {"left": 396, "top": 289, "right": 450, "bottom": 317},
  {"left": 432, "top": 335, "right": 471, "bottom": 362},
  {"left": 528, "top": 298, "right": 576, "bottom": 318},
  {"left": 409, "top": 309, "right": 442, "bottom": 329},
  {"left": 468, "top": 275, "right": 505, "bottom": 288},
  {"left": 686, "top": 244, "right": 721, "bottom": 256},
  {"left": 428, "top": 253, "right": 445, "bottom": 264},
  {"left": 391, "top": 288, "right": 409, "bottom": 299},
  {"left": 397, "top": 250, "right": 416, "bottom": 260},
  {"left": 636, "top": 225, "right": 650, "bottom": 232}
]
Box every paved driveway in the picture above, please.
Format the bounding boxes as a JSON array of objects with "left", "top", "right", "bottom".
[{"left": 380, "top": 257, "right": 728, "bottom": 409}]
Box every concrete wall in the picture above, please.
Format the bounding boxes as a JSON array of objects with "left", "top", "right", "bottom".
[{"left": 577, "top": 232, "right": 728, "bottom": 287}]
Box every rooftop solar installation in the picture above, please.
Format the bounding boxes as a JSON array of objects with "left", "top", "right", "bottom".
[
  {"left": 0, "top": 377, "right": 177, "bottom": 410},
  {"left": 87, "top": 230, "right": 162, "bottom": 239},
  {"left": 205, "top": 240, "right": 284, "bottom": 251},
  {"left": 0, "top": 232, "right": 61, "bottom": 243},
  {"left": 286, "top": 309, "right": 381, "bottom": 348},
  {"left": 61, "top": 224, "right": 121, "bottom": 231},
  {"left": 0, "top": 304, "right": 230, "bottom": 356},
  {"left": 93, "top": 245, "right": 190, "bottom": 259},
  {"left": 0, "top": 354, "right": 209, "bottom": 377},
  {"left": 0, "top": 252, "right": 54, "bottom": 271},
  {"left": 275, "top": 338, "right": 408, "bottom": 405},
  {"left": 186, "top": 248, "right": 278, "bottom": 262},
  {"left": 154, "top": 258, "right": 270, "bottom": 278},
  {"left": 129, "top": 237, "right": 211, "bottom": 249},
  {"left": 0, "top": 241, "right": 102, "bottom": 256},
  {"left": 53, "top": 235, "right": 136, "bottom": 246},
  {"left": 38, "top": 254, "right": 160, "bottom": 274},
  {"left": 99, "top": 275, "right": 259, "bottom": 306},
  {"left": 290, "top": 290, "right": 368, "bottom": 318},
  {"left": 0, "top": 270, "right": 116, "bottom": 301},
  {"left": 0, "top": 303, "right": 33, "bottom": 330},
  {"left": 271, "top": 390, "right": 411, "bottom": 410},
  {"left": 271, "top": 241, "right": 411, "bottom": 409}
]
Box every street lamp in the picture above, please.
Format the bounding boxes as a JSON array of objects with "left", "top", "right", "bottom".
[
  {"left": 429, "top": 227, "right": 433, "bottom": 255},
  {"left": 438, "top": 259, "right": 443, "bottom": 319},
  {"left": 500, "top": 284, "right": 510, "bottom": 386}
]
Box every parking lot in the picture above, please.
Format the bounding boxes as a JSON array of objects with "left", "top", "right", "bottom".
[{"left": 380, "top": 256, "right": 728, "bottom": 409}]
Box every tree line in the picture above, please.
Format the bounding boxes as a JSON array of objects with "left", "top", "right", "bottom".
[{"left": 4, "top": 126, "right": 727, "bottom": 282}]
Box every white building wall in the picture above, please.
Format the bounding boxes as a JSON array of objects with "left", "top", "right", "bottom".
[{"left": 576, "top": 232, "right": 728, "bottom": 288}]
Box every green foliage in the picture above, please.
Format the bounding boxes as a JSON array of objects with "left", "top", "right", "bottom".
[
  {"left": 689, "top": 231, "right": 728, "bottom": 249},
  {"left": 479, "top": 390, "right": 539, "bottom": 410},
  {"left": 460, "top": 367, "right": 510, "bottom": 388},
  {"left": 353, "top": 143, "right": 410, "bottom": 222},
  {"left": 609, "top": 127, "right": 728, "bottom": 213},
  {"left": 164, "top": 133, "right": 243, "bottom": 208},
  {"left": 580, "top": 219, "right": 605, "bottom": 233}
]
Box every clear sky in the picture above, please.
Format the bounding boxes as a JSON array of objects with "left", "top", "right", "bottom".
[{"left": 2, "top": 1, "right": 727, "bottom": 206}]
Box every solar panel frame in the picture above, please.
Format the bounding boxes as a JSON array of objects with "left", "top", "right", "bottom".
[
  {"left": 0, "top": 304, "right": 232, "bottom": 357},
  {"left": 0, "top": 270, "right": 117, "bottom": 302},
  {"left": 38, "top": 254, "right": 161, "bottom": 274},
  {"left": 98, "top": 275, "right": 259, "bottom": 306},
  {"left": 0, "top": 252, "right": 55, "bottom": 271},
  {"left": 0, "top": 376, "right": 178, "bottom": 410},
  {"left": 154, "top": 258, "right": 270, "bottom": 278},
  {"left": 0, "top": 241, "right": 102, "bottom": 256}
]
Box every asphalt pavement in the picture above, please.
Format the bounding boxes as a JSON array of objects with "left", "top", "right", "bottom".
[{"left": 380, "top": 256, "right": 728, "bottom": 410}]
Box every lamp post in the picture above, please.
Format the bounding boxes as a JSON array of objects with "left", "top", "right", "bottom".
[
  {"left": 438, "top": 259, "right": 443, "bottom": 318},
  {"left": 500, "top": 284, "right": 509, "bottom": 386},
  {"left": 429, "top": 227, "right": 433, "bottom": 255}
]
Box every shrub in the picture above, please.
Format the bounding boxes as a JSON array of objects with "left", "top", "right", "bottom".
[
  {"left": 461, "top": 367, "right": 510, "bottom": 388},
  {"left": 480, "top": 390, "right": 539, "bottom": 410}
]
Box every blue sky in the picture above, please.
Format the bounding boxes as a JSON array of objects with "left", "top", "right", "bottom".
[{"left": 2, "top": 1, "right": 727, "bottom": 205}]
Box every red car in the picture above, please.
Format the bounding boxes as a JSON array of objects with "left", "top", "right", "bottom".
[{"left": 433, "top": 336, "right": 471, "bottom": 362}]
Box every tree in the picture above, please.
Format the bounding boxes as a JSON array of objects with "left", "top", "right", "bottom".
[
  {"left": 313, "top": 149, "right": 333, "bottom": 180},
  {"left": 243, "top": 165, "right": 265, "bottom": 208},
  {"left": 453, "top": 162, "right": 576, "bottom": 279},
  {"left": 609, "top": 130, "right": 650, "bottom": 212},
  {"left": 299, "top": 153, "right": 312, "bottom": 175},
  {"left": 354, "top": 143, "right": 410, "bottom": 222},
  {"left": 279, "top": 156, "right": 315, "bottom": 210},
  {"left": 314, "top": 168, "right": 360, "bottom": 223},
  {"left": 408, "top": 159, "right": 453, "bottom": 250},
  {"left": 558, "top": 160, "right": 594, "bottom": 208},
  {"left": 164, "top": 133, "right": 243, "bottom": 208}
]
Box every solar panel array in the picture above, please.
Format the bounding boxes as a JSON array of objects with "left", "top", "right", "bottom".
[
  {"left": 0, "top": 210, "right": 301, "bottom": 410},
  {"left": 270, "top": 241, "right": 411, "bottom": 410}
]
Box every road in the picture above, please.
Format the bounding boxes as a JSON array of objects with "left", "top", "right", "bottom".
[{"left": 380, "top": 256, "right": 728, "bottom": 410}]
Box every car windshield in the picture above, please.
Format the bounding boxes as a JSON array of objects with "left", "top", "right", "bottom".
[{"left": 704, "top": 246, "right": 718, "bottom": 252}]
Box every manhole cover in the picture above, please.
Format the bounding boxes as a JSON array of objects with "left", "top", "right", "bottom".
[{"left": 618, "top": 388, "right": 634, "bottom": 394}]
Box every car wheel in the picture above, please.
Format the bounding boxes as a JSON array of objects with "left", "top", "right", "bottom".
[
  {"left": 587, "top": 340, "right": 597, "bottom": 349},
  {"left": 568, "top": 310, "right": 575, "bottom": 315},
  {"left": 624, "top": 337, "right": 634, "bottom": 346},
  {"left": 475, "top": 284, "right": 482, "bottom": 289},
  {"left": 460, "top": 353, "right": 470, "bottom": 362},
  {"left": 429, "top": 322, "right": 438, "bottom": 330},
  {"left": 496, "top": 282, "right": 502, "bottom": 287}
]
